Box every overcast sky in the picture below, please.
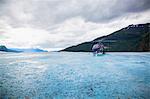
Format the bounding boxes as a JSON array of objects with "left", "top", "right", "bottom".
[{"left": 0, "top": 0, "right": 150, "bottom": 51}]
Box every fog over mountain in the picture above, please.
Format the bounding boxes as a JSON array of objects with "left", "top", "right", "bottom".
[{"left": 0, "top": 0, "right": 150, "bottom": 50}]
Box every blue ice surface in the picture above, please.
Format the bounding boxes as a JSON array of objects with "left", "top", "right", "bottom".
[{"left": 0, "top": 52, "right": 150, "bottom": 99}]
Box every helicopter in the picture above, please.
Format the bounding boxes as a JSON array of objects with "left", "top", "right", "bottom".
[{"left": 91, "top": 39, "right": 116, "bottom": 56}]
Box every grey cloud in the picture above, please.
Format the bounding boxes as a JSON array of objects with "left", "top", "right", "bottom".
[
  {"left": 123, "top": 0, "right": 150, "bottom": 12},
  {"left": 0, "top": 0, "right": 150, "bottom": 28},
  {"left": 81, "top": 0, "right": 150, "bottom": 22}
]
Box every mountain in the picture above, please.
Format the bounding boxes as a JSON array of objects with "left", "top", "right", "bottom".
[
  {"left": 61, "top": 23, "right": 150, "bottom": 52},
  {"left": 0, "top": 45, "right": 21, "bottom": 52},
  {"left": 0, "top": 45, "right": 48, "bottom": 53},
  {"left": 11, "top": 48, "right": 48, "bottom": 53}
]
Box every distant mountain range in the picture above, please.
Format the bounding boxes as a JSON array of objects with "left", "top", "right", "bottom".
[
  {"left": 0, "top": 45, "right": 20, "bottom": 52},
  {"left": 61, "top": 23, "right": 150, "bottom": 52},
  {"left": 11, "top": 48, "right": 48, "bottom": 53},
  {"left": 0, "top": 45, "right": 48, "bottom": 53}
]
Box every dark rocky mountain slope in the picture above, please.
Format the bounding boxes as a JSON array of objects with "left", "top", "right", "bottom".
[{"left": 61, "top": 23, "right": 150, "bottom": 52}]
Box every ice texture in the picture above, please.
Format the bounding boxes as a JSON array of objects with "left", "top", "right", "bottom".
[{"left": 0, "top": 52, "right": 150, "bottom": 99}]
